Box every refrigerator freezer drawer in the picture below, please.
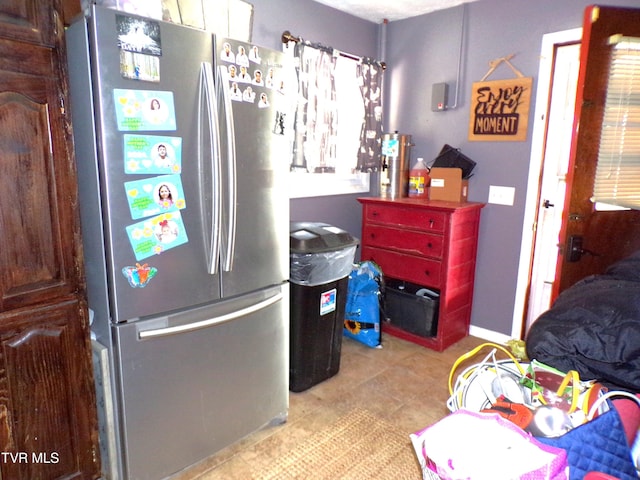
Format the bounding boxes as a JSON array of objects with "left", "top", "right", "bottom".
[
  {"left": 138, "top": 290, "right": 283, "bottom": 339},
  {"left": 112, "top": 284, "right": 289, "bottom": 480}
]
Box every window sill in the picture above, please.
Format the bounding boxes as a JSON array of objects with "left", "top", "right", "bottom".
[{"left": 289, "top": 171, "right": 371, "bottom": 199}]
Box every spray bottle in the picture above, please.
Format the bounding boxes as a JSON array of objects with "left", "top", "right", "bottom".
[{"left": 408, "top": 157, "right": 430, "bottom": 199}]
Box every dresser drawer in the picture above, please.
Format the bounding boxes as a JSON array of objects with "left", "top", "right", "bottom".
[
  {"left": 361, "top": 246, "right": 441, "bottom": 288},
  {"left": 364, "top": 205, "right": 446, "bottom": 233},
  {"left": 362, "top": 224, "right": 444, "bottom": 259}
]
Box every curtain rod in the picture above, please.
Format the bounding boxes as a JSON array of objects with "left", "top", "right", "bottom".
[{"left": 281, "top": 30, "right": 386, "bottom": 70}]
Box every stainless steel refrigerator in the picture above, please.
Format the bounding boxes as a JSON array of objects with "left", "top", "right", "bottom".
[{"left": 66, "top": 6, "right": 293, "bottom": 479}]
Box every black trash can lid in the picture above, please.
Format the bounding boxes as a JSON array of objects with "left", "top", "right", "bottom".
[{"left": 290, "top": 222, "right": 359, "bottom": 254}]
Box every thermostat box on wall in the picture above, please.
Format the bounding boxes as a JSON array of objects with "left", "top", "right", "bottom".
[{"left": 429, "top": 167, "right": 468, "bottom": 202}]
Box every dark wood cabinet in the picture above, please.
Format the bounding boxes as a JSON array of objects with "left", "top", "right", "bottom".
[
  {"left": 0, "top": 299, "right": 99, "bottom": 479},
  {"left": 61, "top": 0, "right": 83, "bottom": 26},
  {"left": 0, "top": 0, "right": 101, "bottom": 478},
  {"left": 358, "top": 197, "right": 484, "bottom": 351},
  {"left": 0, "top": 1, "right": 58, "bottom": 46},
  {"left": 0, "top": 36, "right": 81, "bottom": 312}
]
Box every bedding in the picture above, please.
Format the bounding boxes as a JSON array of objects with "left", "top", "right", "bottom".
[{"left": 526, "top": 250, "right": 640, "bottom": 391}]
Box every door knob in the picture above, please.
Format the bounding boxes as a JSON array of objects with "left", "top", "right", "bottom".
[{"left": 543, "top": 199, "right": 554, "bottom": 208}]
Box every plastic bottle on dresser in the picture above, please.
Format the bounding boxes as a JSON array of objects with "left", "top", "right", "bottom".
[{"left": 408, "top": 157, "right": 430, "bottom": 199}]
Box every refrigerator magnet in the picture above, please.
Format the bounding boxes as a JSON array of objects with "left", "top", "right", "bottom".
[
  {"left": 225, "top": 64, "right": 238, "bottom": 82},
  {"left": 237, "top": 66, "right": 252, "bottom": 83},
  {"left": 229, "top": 82, "right": 243, "bottom": 102},
  {"left": 124, "top": 174, "right": 186, "bottom": 220},
  {"left": 249, "top": 46, "right": 261, "bottom": 64},
  {"left": 220, "top": 42, "right": 235, "bottom": 63},
  {"left": 120, "top": 50, "right": 160, "bottom": 83},
  {"left": 236, "top": 45, "right": 249, "bottom": 67},
  {"left": 126, "top": 211, "right": 189, "bottom": 261},
  {"left": 122, "top": 263, "right": 158, "bottom": 288},
  {"left": 124, "top": 134, "right": 182, "bottom": 174},
  {"left": 242, "top": 86, "right": 255, "bottom": 103},
  {"left": 258, "top": 92, "right": 269, "bottom": 109},
  {"left": 265, "top": 68, "right": 275, "bottom": 89},
  {"left": 114, "top": 89, "right": 177, "bottom": 131},
  {"left": 116, "top": 15, "right": 162, "bottom": 56},
  {"left": 252, "top": 69, "right": 264, "bottom": 86}
]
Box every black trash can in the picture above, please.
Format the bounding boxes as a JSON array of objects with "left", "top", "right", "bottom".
[{"left": 289, "top": 222, "right": 359, "bottom": 392}]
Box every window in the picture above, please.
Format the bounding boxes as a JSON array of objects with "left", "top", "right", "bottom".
[
  {"left": 592, "top": 35, "right": 640, "bottom": 210},
  {"left": 286, "top": 41, "right": 384, "bottom": 198}
]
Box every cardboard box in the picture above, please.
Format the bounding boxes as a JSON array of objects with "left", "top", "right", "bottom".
[{"left": 429, "top": 167, "right": 468, "bottom": 202}]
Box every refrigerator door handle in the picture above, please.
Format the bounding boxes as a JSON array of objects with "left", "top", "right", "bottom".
[
  {"left": 199, "top": 61, "right": 222, "bottom": 275},
  {"left": 217, "top": 65, "right": 237, "bottom": 272},
  {"left": 137, "top": 291, "right": 283, "bottom": 339}
]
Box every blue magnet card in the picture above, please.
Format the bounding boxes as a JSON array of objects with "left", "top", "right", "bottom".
[
  {"left": 124, "top": 174, "right": 185, "bottom": 220},
  {"left": 126, "top": 211, "right": 188, "bottom": 261},
  {"left": 124, "top": 134, "right": 182, "bottom": 174},
  {"left": 114, "top": 89, "right": 176, "bottom": 131}
]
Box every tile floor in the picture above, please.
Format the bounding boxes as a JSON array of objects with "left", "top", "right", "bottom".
[{"left": 172, "top": 333, "right": 486, "bottom": 479}]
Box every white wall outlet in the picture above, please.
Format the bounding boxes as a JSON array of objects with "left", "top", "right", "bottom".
[{"left": 488, "top": 185, "right": 515, "bottom": 206}]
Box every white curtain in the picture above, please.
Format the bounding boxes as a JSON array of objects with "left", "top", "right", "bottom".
[
  {"left": 292, "top": 43, "right": 338, "bottom": 173},
  {"left": 290, "top": 42, "right": 384, "bottom": 175}
]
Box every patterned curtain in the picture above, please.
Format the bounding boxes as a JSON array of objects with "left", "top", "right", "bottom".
[
  {"left": 356, "top": 61, "right": 384, "bottom": 172},
  {"left": 291, "top": 43, "right": 338, "bottom": 173}
]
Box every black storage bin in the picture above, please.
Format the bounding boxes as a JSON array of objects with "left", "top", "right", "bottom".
[
  {"left": 384, "top": 279, "right": 440, "bottom": 337},
  {"left": 289, "top": 222, "right": 359, "bottom": 392}
]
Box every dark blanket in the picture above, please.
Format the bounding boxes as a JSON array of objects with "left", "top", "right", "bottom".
[{"left": 526, "top": 251, "right": 640, "bottom": 391}]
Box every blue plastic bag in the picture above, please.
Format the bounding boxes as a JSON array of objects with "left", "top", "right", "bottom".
[{"left": 343, "top": 261, "right": 383, "bottom": 348}]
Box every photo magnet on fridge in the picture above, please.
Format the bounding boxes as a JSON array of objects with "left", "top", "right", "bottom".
[
  {"left": 124, "top": 174, "right": 186, "bottom": 220},
  {"left": 114, "top": 89, "right": 177, "bottom": 131},
  {"left": 124, "top": 134, "right": 183, "bottom": 174},
  {"left": 125, "top": 211, "right": 188, "bottom": 261}
]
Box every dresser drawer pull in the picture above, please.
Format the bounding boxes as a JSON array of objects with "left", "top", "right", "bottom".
[
  {"left": 424, "top": 270, "right": 431, "bottom": 277},
  {"left": 427, "top": 242, "right": 433, "bottom": 249},
  {"left": 429, "top": 219, "right": 435, "bottom": 228}
]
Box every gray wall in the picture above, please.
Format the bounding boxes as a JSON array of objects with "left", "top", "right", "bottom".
[
  {"left": 384, "top": 0, "right": 639, "bottom": 335},
  {"left": 248, "top": 0, "right": 639, "bottom": 337}
]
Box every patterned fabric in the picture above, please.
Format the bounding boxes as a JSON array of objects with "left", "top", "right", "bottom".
[
  {"left": 292, "top": 42, "right": 337, "bottom": 173},
  {"left": 356, "top": 61, "right": 384, "bottom": 172},
  {"left": 289, "top": 42, "right": 384, "bottom": 174},
  {"left": 538, "top": 406, "right": 638, "bottom": 480}
]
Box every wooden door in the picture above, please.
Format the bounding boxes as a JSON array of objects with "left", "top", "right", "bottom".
[
  {"left": 554, "top": 5, "right": 640, "bottom": 297},
  {"left": 0, "top": 1, "right": 101, "bottom": 478}
]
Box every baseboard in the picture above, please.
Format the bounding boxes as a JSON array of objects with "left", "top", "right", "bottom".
[{"left": 469, "top": 325, "right": 513, "bottom": 345}]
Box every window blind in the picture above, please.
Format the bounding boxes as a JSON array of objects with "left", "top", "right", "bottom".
[{"left": 592, "top": 35, "right": 640, "bottom": 209}]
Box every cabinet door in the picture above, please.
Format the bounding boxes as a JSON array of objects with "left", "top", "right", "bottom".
[
  {"left": 0, "top": 0, "right": 58, "bottom": 46},
  {"left": 0, "top": 298, "right": 100, "bottom": 479},
  {"left": 0, "top": 37, "right": 83, "bottom": 312}
]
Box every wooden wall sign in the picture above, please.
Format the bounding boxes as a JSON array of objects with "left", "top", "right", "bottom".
[
  {"left": 469, "top": 54, "right": 533, "bottom": 142},
  {"left": 468, "top": 76, "right": 533, "bottom": 142}
]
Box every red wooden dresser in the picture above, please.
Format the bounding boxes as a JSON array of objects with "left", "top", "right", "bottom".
[{"left": 358, "top": 197, "right": 484, "bottom": 351}]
